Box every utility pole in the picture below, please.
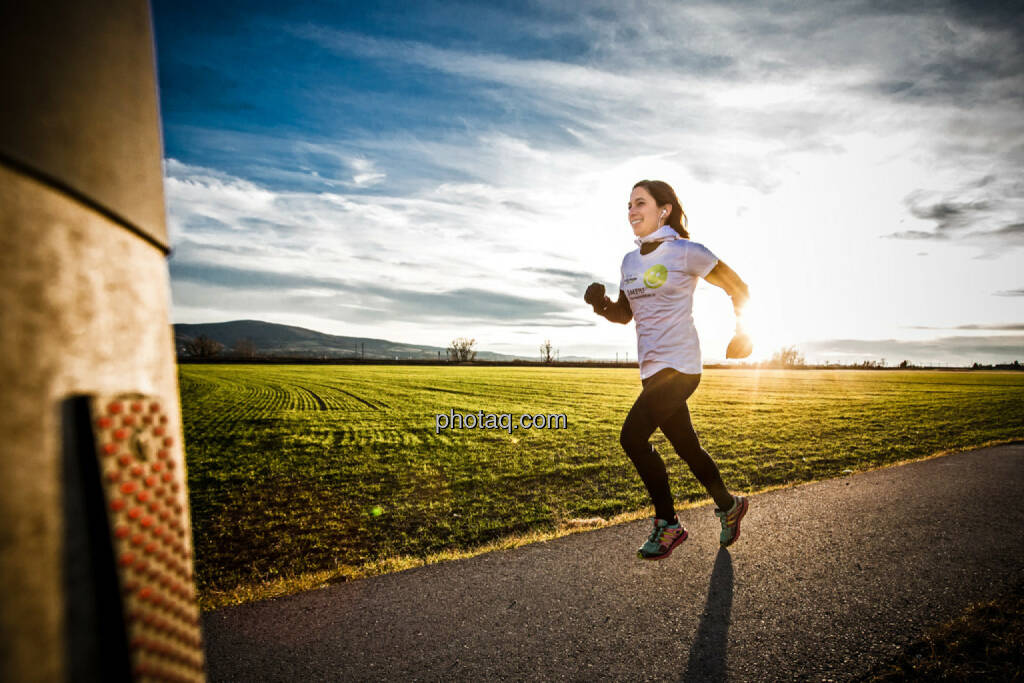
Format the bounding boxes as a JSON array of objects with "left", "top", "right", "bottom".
[{"left": 0, "top": 2, "right": 205, "bottom": 679}]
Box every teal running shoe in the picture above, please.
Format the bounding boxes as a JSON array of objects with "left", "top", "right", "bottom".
[
  {"left": 714, "top": 495, "right": 749, "bottom": 547},
  {"left": 637, "top": 518, "right": 688, "bottom": 560}
]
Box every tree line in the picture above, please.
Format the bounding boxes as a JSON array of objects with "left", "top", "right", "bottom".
[{"left": 179, "top": 336, "right": 1020, "bottom": 369}]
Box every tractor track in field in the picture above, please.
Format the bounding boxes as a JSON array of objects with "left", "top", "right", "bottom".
[
  {"left": 303, "top": 381, "right": 387, "bottom": 411},
  {"left": 332, "top": 387, "right": 382, "bottom": 410},
  {"left": 294, "top": 386, "right": 328, "bottom": 411}
]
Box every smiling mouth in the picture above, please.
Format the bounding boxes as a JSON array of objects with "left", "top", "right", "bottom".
[{"left": 630, "top": 219, "right": 641, "bottom": 225}]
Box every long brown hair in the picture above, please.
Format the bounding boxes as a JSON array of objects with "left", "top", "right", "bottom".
[{"left": 633, "top": 179, "right": 689, "bottom": 238}]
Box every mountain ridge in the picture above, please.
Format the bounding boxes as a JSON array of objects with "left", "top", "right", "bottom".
[{"left": 173, "top": 319, "right": 528, "bottom": 361}]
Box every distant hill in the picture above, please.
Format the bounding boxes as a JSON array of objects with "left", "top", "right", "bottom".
[{"left": 173, "top": 320, "right": 527, "bottom": 361}]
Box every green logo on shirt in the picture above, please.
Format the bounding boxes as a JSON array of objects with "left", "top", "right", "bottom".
[{"left": 643, "top": 264, "right": 668, "bottom": 288}]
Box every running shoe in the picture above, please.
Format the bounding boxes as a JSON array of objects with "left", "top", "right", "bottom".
[
  {"left": 714, "top": 495, "right": 749, "bottom": 547},
  {"left": 637, "top": 518, "right": 688, "bottom": 560}
]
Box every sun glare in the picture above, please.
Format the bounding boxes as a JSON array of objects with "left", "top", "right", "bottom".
[{"left": 737, "top": 297, "right": 789, "bottom": 361}]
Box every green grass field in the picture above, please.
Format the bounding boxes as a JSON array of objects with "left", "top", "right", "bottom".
[{"left": 178, "top": 365, "right": 1024, "bottom": 609}]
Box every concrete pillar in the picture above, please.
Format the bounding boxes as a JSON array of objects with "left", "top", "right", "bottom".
[{"left": 0, "top": 2, "right": 200, "bottom": 680}]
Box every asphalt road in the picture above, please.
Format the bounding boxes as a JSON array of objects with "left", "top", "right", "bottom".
[{"left": 202, "top": 443, "right": 1024, "bottom": 682}]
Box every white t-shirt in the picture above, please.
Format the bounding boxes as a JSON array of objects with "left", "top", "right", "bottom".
[{"left": 620, "top": 225, "right": 719, "bottom": 378}]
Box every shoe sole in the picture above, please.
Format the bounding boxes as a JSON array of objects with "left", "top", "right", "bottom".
[
  {"left": 720, "top": 497, "right": 749, "bottom": 548},
  {"left": 638, "top": 528, "right": 689, "bottom": 561}
]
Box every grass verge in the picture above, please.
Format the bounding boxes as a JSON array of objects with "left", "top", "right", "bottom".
[{"left": 197, "top": 438, "right": 1022, "bottom": 611}]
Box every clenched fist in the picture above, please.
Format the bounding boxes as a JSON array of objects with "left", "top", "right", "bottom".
[
  {"left": 584, "top": 282, "right": 607, "bottom": 313},
  {"left": 725, "top": 332, "right": 753, "bottom": 359}
]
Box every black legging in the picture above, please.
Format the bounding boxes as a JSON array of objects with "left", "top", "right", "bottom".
[{"left": 620, "top": 368, "right": 732, "bottom": 521}]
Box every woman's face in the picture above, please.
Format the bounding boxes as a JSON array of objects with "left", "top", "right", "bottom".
[{"left": 628, "top": 186, "right": 670, "bottom": 238}]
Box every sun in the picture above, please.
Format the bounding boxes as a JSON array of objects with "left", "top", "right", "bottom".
[{"left": 736, "top": 298, "right": 789, "bottom": 361}]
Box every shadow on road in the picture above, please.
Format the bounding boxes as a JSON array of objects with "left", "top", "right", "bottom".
[{"left": 681, "top": 547, "right": 734, "bottom": 683}]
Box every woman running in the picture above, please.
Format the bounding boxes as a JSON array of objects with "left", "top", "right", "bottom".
[{"left": 584, "top": 179, "right": 752, "bottom": 560}]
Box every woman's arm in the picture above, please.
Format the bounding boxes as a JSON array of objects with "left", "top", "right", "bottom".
[
  {"left": 601, "top": 290, "right": 633, "bottom": 324},
  {"left": 584, "top": 283, "right": 633, "bottom": 324},
  {"left": 704, "top": 261, "right": 749, "bottom": 315},
  {"left": 705, "top": 261, "right": 753, "bottom": 358}
]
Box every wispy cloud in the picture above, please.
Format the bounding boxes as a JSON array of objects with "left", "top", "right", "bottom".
[
  {"left": 908, "top": 323, "right": 1024, "bottom": 331},
  {"left": 165, "top": 160, "right": 596, "bottom": 334},
  {"left": 884, "top": 176, "right": 1024, "bottom": 249},
  {"left": 801, "top": 335, "right": 1024, "bottom": 365},
  {"left": 171, "top": 260, "right": 580, "bottom": 325}
]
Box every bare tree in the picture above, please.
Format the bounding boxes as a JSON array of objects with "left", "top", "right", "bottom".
[
  {"left": 184, "top": 334, "right": 223, "bottom": 358},
  {"left": 233, "top": 337, "right": 257, "bottom": 359},
  {"left": 447, "top": 337, "right": 477, "bottom": 362},
  {"left": 770, "top": 345, "right": 805, "bottom": 368},
  {"left": 540, "top": 339, "right": 555, "bottom": 364}
]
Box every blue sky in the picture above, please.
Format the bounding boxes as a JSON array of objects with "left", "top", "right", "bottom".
[{"left": 154, "top": 0, "right": 1024, "bottom": 365}]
